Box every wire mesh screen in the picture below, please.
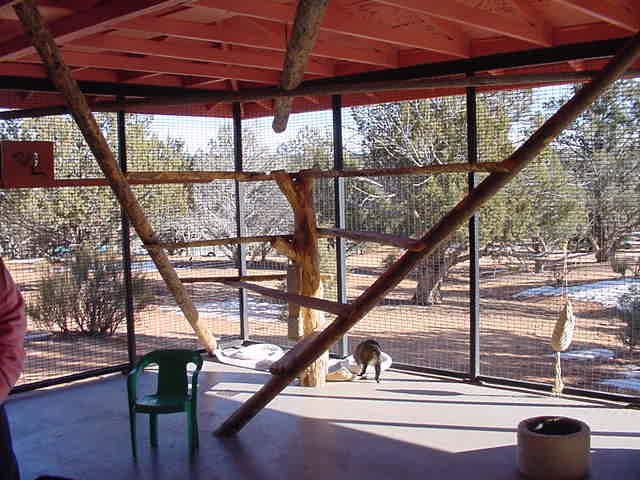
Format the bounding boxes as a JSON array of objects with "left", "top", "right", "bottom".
[
  {"left": 241, "top": 110, "right": 337, "bottom": 350},
  {"left": 1, "top": 113, "right": 129, "bottom": 386},
  {"left": 343, "top": 98, "right": 471, "bottom": 372},
  {"left": 3, "top": 79, "right": 639, "bottom": 401},
  {"left": 477, "top": 80, "right": 640, "bottom": 397},
  {"left": 126, "top": 113, "right": 240, "bottom": 357}
]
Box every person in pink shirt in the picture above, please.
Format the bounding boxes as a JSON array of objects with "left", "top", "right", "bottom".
[{"left": 0, "top": 258, "right": 26, "bottom": 480}]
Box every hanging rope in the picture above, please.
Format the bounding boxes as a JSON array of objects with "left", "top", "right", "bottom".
[{"left": 550, "top": 243, "right": 575, "bottom": 396}]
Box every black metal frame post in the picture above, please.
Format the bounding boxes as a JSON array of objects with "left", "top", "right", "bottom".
[
  {"left": 118, "top": 106, "right": 136, "bottom": 367},
  {"left": 467, "top": 84, "right": 481, "bottom": 381},
  {"left": 233, "top": 102, "right": 249, "bottom": 340},
  {"left": 332, "top": 94, "right": 349, "bottom": 356}
]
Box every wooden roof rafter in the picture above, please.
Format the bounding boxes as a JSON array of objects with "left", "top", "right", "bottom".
[
  {"left": 550, "top": 0, "right": 640, "bottom": 32},
  {"left": 198, "top": 0, "right": 470, "bottom": 57},
  {"left": 21, "top": 49, "right": 285, "bottom": 84},
  {"left": 374, "top": 0, "right": 552, "bottom": 47},
  {"left": 68, "top": 32, "right": 336, "bottom": 76},
  {"left": 116, "top": 16, "right": 398, "bottom": 67},
  {"left": 0, "top": 0, "right": 192, "bottom": 61}
]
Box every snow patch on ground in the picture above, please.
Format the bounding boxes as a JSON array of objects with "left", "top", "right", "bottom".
[
  {"left": 160, "top": 298, "right": 284, "bottom": 323},
  {"left": 555, "top": 348, "right": 615, "bottom": 361},
  {"left": 514, "top": 278, "right": 640, "bottom": 308},
  {"left": 599, "top": 365, "right": 640, "bottom": 391},
  {"left": 599, "top": 379, "right": 640, "bottom": 391}
]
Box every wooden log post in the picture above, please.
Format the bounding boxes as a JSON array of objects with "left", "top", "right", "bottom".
[
  {"left": 272, "top": 0, "right": 329, "bottom": 133},
  {"left": 214, "top": 31, "right": 640, "bottom": 436},
  {"left": 286, "top": 264, "right": 303, "bottom": 340},
  {"left": 273, "top": 170, "right": 328, "bottom": 387},
  {"left": 12, "top": 0, "right": 217, "bottom": 353}
]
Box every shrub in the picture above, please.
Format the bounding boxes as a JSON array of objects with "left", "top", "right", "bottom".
[
  {"left": 27, "top": 248, "right": 153, "bottom": 336},
  {"left": 383, "top": 253, "right": 399, "bottom": 268},
  {"left": 610, "top": 257, "right": 630, "bottom": 277},
  {"left": 617, "top": 285, "right": 640, "bottom": 351}
]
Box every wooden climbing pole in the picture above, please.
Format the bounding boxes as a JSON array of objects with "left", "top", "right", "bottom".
[
  {"left": 272, "top": 170, "right": 328, "bottom": 387},
  {"left": 13, "top": 0, "right": 217, "bottom": 353},
  {"left": 214, "top": 30, "right": 640, "bottom": 436}
]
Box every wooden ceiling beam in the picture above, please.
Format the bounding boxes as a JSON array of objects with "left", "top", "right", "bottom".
[
  {"left": 21, "top": 49, "right": 284, "bottom": 83},
  {"left": 0, "top": 0, "right": 192, "bottom": 61},
  {"left": 70, "top": 33, "right": 334, "bottom": 76},
  {"left": 374, "top": 0, "right": 552, "bottom": 46},
  {"left": 117, "top": 16, "right": 396, "bottom": 67},
  {"left": 197, "top": 0, "right": 469, "bottom": 57},
  {"left": 550, "top": 0, "right": 640, "bottom": 32}
]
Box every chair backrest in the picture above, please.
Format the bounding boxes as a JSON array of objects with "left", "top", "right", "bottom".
[{"left": 140, "top": 349, "right": 203, "bottom": 397}]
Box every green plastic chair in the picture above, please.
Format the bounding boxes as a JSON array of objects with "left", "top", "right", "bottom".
[{"left": 127, "top": 349, "right": 203, "bottom": 458}]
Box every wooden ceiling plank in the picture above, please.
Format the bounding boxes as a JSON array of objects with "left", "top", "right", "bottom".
[
  {"left": 509, "top": 0, "right": 553, "bottom": 42},
  {"left": 197, "top": 0, "right": 469, "bottom": 57},
  {"left": 22, "top": 49, "right": 283, "bottom": 83},
  {"left": 0, "top": 0, "right": 193, "bottom": 61},
  {"left": 550, "top": 0, "right": 640, "bottom": 32},
  {"left": 273, "top": 0, "right": 329, "bottom": 133},
  {"left": 117, "top": 16, "right": 397, "bottom": 67},
  {"left": 374, "top": 0, "right": 552, "bottom": 46},
  {"left": 70, "top": 34, "right": 335, "bottom": 76}
]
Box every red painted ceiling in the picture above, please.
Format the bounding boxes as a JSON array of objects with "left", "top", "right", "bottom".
[{"left": 0, "top": 0, "right": 638, "bottom": 118}]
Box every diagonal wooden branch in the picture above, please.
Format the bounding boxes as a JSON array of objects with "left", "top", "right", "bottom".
[
  {"left": 219, "top": 280, "right": 350, "bottom": 317},
  {"left": 214, "top": 30, "right": 640, "bottom": 436},
  {"left": 273, "top": 0, "right": 329, "bottom": 133},
  {"left": 12, "top": 0, "right": 217, "bottom": 354},
  {"left": 318, "top": 228, "right": 422, "bottom": 250}
]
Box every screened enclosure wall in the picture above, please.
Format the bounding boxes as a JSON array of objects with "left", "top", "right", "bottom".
[
  {"left": 2, "top": 79, "right": 639, "bottom": 402},
  {"left": 1, "top": 112, "right": 128, "bottom": 385},
  {"left": 125, "top": 108, "right": 241, "bottom": 358},
  {"left": 241, "top": 110, "right": 338, "bottom": 352}
]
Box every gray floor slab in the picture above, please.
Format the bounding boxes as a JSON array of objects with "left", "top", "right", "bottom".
[{"left": 6, "top": 359, "right": 640, "bottom": 480}]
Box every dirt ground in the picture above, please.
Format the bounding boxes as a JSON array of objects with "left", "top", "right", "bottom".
[{"left": 9, "top": 247, "right": 640, "bottom": 399}]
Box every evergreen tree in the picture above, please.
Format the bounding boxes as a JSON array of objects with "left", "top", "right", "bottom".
[
  {"left": 349, "top": 93, "right": 584, "bottom": 304},
  {"left": 546, "top": 79, "right": 640, "bottom": 261}
]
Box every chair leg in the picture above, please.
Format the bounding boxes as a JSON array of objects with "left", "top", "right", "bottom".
[
  {"left": 128, "top": 408, "right": 137, "bottom": 460},
  {"left": 149, "top": 413, "right": 158, "bottom": 447},
  {"left": 186, "top": 405, "right": 198, "bottom": 455}
]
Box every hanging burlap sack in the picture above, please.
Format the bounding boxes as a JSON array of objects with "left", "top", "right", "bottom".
[{"left": 550, "top": 299, "right": 575, "bottom": 395}]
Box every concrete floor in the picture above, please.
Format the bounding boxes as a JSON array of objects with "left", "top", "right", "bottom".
[{"left": 6, "top": 359, "right": 639, "bottom": 480}]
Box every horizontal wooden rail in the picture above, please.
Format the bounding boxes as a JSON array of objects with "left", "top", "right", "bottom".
[
  {"left": 125, "top": 162, "right": 508, "bottom": 185},
  {"left": 145, "top": 235, "right": 293, "bottom": 250},
  {"left": 181, "top": 273, "right": 333, "bottom": 283},
  {"left": 318, "top": 228, "right": 420, "bottom": 251},
  {"left": 219, "top": 280, "right": 351, "bottom": 317},
  {"left": 3, "top": 163, "right": 508, "bottom": 190}
]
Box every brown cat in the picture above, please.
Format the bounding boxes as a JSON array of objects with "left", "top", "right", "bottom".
[{"left": 354, "top": 339, "right": 383, "bottom": 383}]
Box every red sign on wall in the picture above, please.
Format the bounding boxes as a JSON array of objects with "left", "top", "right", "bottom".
[{"left": 0, "top": 141, "right": 54, "bottom": 188}]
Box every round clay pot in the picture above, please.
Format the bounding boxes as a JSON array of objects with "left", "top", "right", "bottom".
[{"left": 517, "top": 416, "right": 591, "bottom": 480}]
